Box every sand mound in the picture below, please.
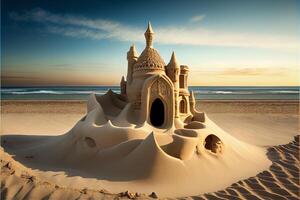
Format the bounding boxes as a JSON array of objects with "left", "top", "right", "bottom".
[
  {"left": 0, "top": 91, "right": 284, "bottom": 198},
  {"left": 1, "top": 136, "right": 298, "bottom": 199}
]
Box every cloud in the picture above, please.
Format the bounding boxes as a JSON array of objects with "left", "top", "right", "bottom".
[
  {"left": 189, "top": 15, "right": 206, "bottom": 23},
  {"left": 217, "top": 67, "right": 283, "bottom": 76},
  {"left": 192, "top": 67, "right": 296, "bottom": 76},
  {"left": 155, "top": 27, "right": 298, "bottom": 51},
  {"left": 9, "top": 8, "right": 299, "bottom": 51},
  {"left": 45, "top": 26, "right": 108, "bottom": 40},
  {"left": 1, "top": 75, "right": 39, "bottom": 80},
  {"left": 9, "top": 8, "right": 143, "bottom": 41},
  {"left": 1, "top": 73, "right": 42, "bottom": 87}
]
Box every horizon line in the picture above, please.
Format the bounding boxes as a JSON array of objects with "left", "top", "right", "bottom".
[{"left": 2, "top": 85, "right": 300, "bottom": 88}]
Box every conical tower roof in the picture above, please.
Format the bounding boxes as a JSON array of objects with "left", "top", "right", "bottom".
[
  {"left": 167, "top": 51, "right": 180, "bottom": 69},
  {"left": 145, "top": 22, "right": 154, "bottom": 34},
  {"left": 121, "top": 76, "right": 125, "bottom": 82},
  {"left": 127, "top": 44, "right": 138, "bottom": 59}
]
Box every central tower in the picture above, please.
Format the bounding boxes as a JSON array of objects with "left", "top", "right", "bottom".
[
  {"left": 120, "top": 22, "right": 198, "bottom": 129},
  {"left": 144, "top": 22, "right": 154, "bottom": 48},
  {"left": 132, "top": 22, "right": 166, "bottom": 78}
]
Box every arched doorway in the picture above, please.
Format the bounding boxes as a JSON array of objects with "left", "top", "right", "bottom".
[{"left": 150, "top": 98, "right": 164, "bottom": 127}]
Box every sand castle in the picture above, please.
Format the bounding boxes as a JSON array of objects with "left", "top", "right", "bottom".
[
  {"left": 120, "top": 22, "right": 205, "bottom": 131},
  {"left": 1, "top": 23, "right": 272, "bottom": 197},
  {"left": 84, "top": 22, "right": 223, "bottom": 161}
]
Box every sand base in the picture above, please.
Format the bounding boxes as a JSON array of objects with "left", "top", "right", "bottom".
[
  {"left": 1, "top": 100, "right": 299, "bottom": 199},
  {"left": 1, "top": 136, "right": 299, "bottom": 199}
]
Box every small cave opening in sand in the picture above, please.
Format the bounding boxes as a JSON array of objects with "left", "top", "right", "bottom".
[
  {"left": 204, "top": 134, "right": 223, "bottom": 154},
  {"left": 84, "top": 137, "right": 96, "bottom": 148},
  {"left": 150, "top": 98, "right": 165, "bottom": 127}
]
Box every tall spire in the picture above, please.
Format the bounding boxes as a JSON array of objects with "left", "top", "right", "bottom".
[
  {"left": 168, "top": 51, "right": 179, "bottom": 69},
  {"left": 121, "top": 76, "right": 125, "bottom": 82},
  {"left": 189, "top": 90, "right": 195, "bottom": 103},
  {"left": 144, "top": 21, "right": 154, "bottom": 48},
  {"left": 127, "top": 44, "right": 138, "bottom": 59},
  {"left": 166, "top": 51, "right": 180, "bottom": 83},
  {"left": 120, "top": 76, "right": 126, "bottom": 96}
]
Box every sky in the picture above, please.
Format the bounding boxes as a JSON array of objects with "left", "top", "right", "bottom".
[{"left": 1, "top": 0, "right": 299, "bottom": 86}]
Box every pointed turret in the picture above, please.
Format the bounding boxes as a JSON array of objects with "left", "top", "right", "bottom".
[
  {"left": 189, "top": 90, "right": 204, "bottom": 121},
  {"left": 144, "top": 22, "right": 154, "bottom": 48},
  {"left": 189, "top": 90, "right": 196, "bottom": 115},
  {"left": 127, "top": 44, "right": 138, "bottom": 60},
  {"left": 120, "top": 76, "right": 126, "bottom": 96},
  {"left": 189, "top": 90, "right": 195, "bottom": 103},
  {"left": 126, "top": 44, "right": 139, "bottom": 84},
  {"left": 121, "top": 76, "right": 125, "bottom": 83},
  {"left": 166, "top": 51, "right": 180, "bottom": 83},
  {"left": 167, "top": 51, "right": 180, "bottom": 69},
  {"left": 166, "top": 51, "right": 180, "bottom": 118}
]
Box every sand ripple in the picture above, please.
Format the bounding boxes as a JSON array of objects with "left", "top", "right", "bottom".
[{"left": 196, "top": 135, "right": 299, "bottom": 200}]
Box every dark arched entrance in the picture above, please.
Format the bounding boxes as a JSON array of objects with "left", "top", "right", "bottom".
[{"left": 150, "top": 98, "right": 164, "bottom": 127}]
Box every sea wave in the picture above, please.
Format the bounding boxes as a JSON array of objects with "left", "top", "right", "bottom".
[
  {"left": 5, "top": 90, "right": 119, "bottom": 95},
  {"left": 215, "top": 91, "right": 233, "bottom": 94},
  {"left": 193, "top": 90, "right": 299, "bottom": 95},
  {"left": 1, "top": 87, "right": 298, "bottom": 99},
  {"left": 10, "top": 90, "right": 64, "bottom": 94},
  {"left": 269, "top": 90, "right": 299, "bottom": 94},
  {"left": 1, "top": 88, "right": 28, "bottom": 92},
  {"left": 193, "top": 90, "right": 252, "bottom": 94}
]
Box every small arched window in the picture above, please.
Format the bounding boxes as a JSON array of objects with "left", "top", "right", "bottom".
[
  {"left": 179, "top": 75, "right": 185, "bottom": 88},
  {"left": 180, "top": 100, "right": 186, "bottom": 113}
]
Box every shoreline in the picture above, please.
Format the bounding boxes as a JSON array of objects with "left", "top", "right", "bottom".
[
  {"left": 2, "top": 99, "right": 298, "bottom": 114},
  {"left": 1, "top": 99, "right": 299, "bottom": 102}
]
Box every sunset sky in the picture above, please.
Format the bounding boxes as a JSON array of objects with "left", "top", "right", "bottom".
[{"left": 2, "top": 0, "right": 299, "bottom": 86}]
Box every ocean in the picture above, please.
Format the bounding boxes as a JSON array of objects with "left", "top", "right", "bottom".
[{"left": 1, "top": 86, "right": 299, "bottom": 100}]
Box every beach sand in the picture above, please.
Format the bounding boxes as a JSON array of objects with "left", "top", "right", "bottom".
[{"left": 1, "top": 100, "right": 299, "bottom": 199}]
